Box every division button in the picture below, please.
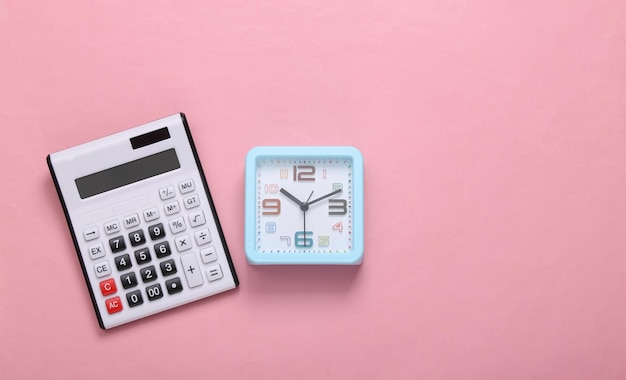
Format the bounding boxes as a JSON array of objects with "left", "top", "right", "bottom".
[
  {"left": 180, "top": 253, "right": 204, "bottom": 288},
  {"left": 194, "top": 228, "right": 212, "bottom": 246}
]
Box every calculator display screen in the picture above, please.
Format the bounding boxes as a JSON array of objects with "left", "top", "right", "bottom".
[{"left": 75, "top": 148, "right": 180, "bottom": 199}]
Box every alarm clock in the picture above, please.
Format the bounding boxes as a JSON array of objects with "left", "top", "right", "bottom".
[{"left": 244, "top": 146, "right": 364, "bottom": 264}]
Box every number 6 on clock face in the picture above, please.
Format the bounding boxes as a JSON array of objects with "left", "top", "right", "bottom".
[{"left": 244, "top": 146, "right": 364, "bottom": 265}]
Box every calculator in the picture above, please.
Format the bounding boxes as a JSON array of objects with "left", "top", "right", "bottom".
[{"left": 47, "top": 113, "right": 239, "bottom": 329}]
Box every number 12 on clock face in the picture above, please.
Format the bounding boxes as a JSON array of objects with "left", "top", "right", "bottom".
[{"left": 245, "top": 146, "right": 364, "bottom": 265}]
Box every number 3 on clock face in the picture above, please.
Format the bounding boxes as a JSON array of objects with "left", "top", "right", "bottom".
[{"left": 245, "top": 146, "right": 364, "bottom": 265}]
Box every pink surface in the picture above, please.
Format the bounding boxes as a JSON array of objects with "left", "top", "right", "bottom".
[{"left": 1, "top": 1, "right": 626, "bottom": 378}]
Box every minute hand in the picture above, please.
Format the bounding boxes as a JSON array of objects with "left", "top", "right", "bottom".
[{"left": 306, "top": 189, "right": 343, "bottom": 207}]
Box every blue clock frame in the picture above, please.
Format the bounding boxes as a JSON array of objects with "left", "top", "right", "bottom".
[{"left": 245, "top": 146, "right": 364, "bottom": 265}]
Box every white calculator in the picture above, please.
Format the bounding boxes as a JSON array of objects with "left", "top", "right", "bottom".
[{"left": 47, "top": 113, "right": 239, "bottom": 329}]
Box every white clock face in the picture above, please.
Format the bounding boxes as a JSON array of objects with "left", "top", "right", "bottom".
[{"left": 255, "top": 158, "right": 353, "bottom": 253}]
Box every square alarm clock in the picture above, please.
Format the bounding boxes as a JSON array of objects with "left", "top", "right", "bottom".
[
  {"left": 245, "top": 146, "right": 364, "bottom": 265},
  {"left": 47, "top": 113, "right": 239, "bottom": 329}
]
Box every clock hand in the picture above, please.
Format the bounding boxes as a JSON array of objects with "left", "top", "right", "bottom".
[
  {"left": 303, "top": 191, "right": 314, "bottom": 247},
  {"left": 280, "top": 188, "right": 305, "bottom": 208},
  {"left": 306, "top": 189, "right": 343, "bottom": 207}
]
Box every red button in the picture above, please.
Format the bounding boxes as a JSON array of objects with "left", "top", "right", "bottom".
[
  {"left": 105, "top": 296, "right": 123, "bottom": 314},
  {"left": 100, "top": 278, "right": 117, "bottom": 296}
]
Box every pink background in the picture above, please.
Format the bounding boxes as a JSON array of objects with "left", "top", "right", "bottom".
[{"left": 2, "top": 1, "right": 626, "bottom": 379}]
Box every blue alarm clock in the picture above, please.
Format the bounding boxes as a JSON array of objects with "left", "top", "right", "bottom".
[{"left": 245, "top": 146, "right": 364, "bottom": 265}]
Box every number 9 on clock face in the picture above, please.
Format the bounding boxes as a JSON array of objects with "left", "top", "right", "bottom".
[{"left": 245, "top": 146, "right": 364, "bottom": 265}]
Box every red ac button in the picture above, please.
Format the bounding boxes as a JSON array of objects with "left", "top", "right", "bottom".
[
  {"left": 105, "top": 297, "right": 123, "bottom": 314},
  {"left": 100, "top": 278, "right": 117, "bottom": 296}
]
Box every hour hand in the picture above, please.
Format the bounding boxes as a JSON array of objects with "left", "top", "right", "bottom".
[{"left": 280, "top": 188, "right": 304, "bottom": 207}]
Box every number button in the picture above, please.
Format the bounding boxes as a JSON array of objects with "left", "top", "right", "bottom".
[
  {"left": 160, "top": 259, "right": 177, "bottom": 276},
  {"left": 109, "top": 236, "right": 126, "bottom": 253},
  {"left": 128, "top": 230, "right": 146, "bottom": 247},
  {"left": 165, "top": 277, "right": 183, "bottom": 295},
  {"left": 126, "top": 290, "right": 143, "bottom": 308},
  {"left": 148, "top": 223, "right": 166, "bottom": 240},
  {"left": 154, "top": 241, "right": 172, "bottom": 258},
  {"left": 134, "top": 248, "right": 151, "bottom": 265},
  {"left": 114, "top": 253, "right": 132, "bottom": 271},
  {"left": 140, "top": 265, "right": 157, "bottom": 283},
  {"left": 120, "top": 272, "right": 138, "bottom": 289},
  {"left": 146, "top": 284, "right": 163, "bottom": 301}
]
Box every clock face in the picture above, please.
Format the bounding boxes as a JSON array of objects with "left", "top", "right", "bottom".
[
  {"left": 245, "top": 146, "right": 364, "bottom": 265},
  {"left": 255, "top": 157, "right": 353, "bottom": 253}
]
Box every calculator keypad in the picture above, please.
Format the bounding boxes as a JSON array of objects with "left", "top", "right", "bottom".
[{"left": 84, "top": 178, "right": 231, "bottom": 320}]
